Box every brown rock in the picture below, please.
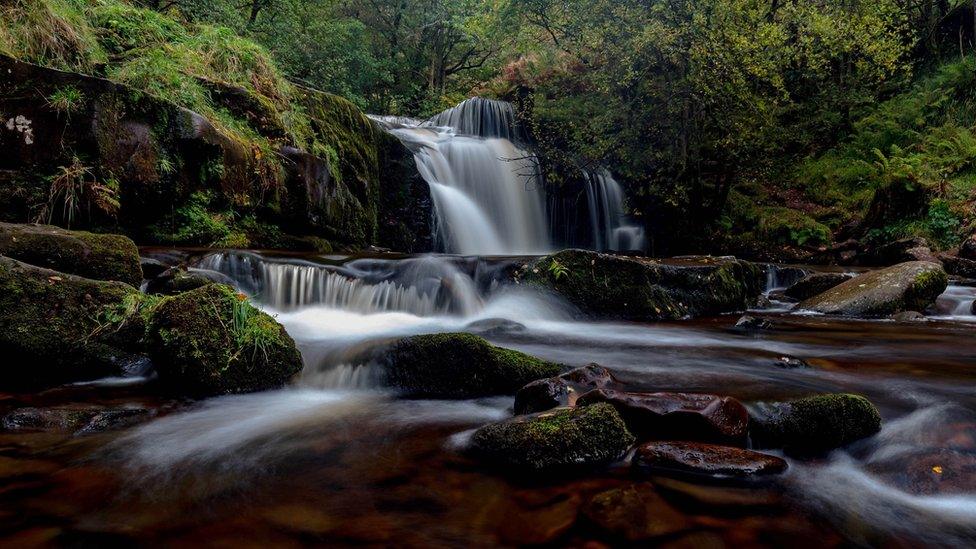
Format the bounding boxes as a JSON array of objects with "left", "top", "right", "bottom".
[
  {"left": 576, "top": 389, "right": 749, "bottom": 444},
  {"left": 514, "top": 364, "right": 616, "bottom": 415},
  {"left": 940, "top": 254, "right": 976, "bottom": 279},
  {"left": 582, "top": 483, "right": 690, "bottom": 541},
  {"left": 868, "top": 449, "right": 976, "bottom": 496},
  {"left": 634, "top": 441, "right": 787, "bottom": 477},
  {"left": 784, "top": 272, "right": 854, "bottom": 301},
  {"left": 959, "top": 235, "right": 976, "bottom": 261}
]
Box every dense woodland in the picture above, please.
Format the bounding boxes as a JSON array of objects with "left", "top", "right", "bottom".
[{"left": 2, "top": 0, "right": 975, "bottom": 256}]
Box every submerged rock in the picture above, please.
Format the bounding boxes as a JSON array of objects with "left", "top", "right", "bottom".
[
  {"left": 634, "top": 441, "right": 787, "bottom": 477},
  {"left": 773, "top": 356, "right": 810, "bottom": 369},
  {"left": 464, "top": 318, "right": 527, "bottom": 336},
  {"left": 514, "top": 364, "right": 616, "bottom": 415},
  {"left": 576, "top": 389, "right": 749, "bottom": 444},
  {"left": 733, "top": 315, "right": 774, "bottom": 332},
  {"left": 470, "top": 403, "right": 634, "bottom": 472},
  {"left": 0, "top": 223, "right": 142, "bottom": 286},
  {"left": 382, "top": 333, "right": 561, "bottom": 399},
  {"left": 515, "top": 250, "right": 764, "bottom": 321},
  {"left": 798, "top": 261, "right": 947, "bottom": 317},
  {"left": 890, "top": 311, "right": 926, "bottom": 322},
  {"left": 784, "top": 272, "right": 855, "bottom": 301},
  {"left": 581, "top": 483, "right": 690, "bottom": 541},
  {"left": 147, "top": 284, "right": 303, "bottom": 395},
  {"left": 750, "top": 394, "right": 882, "bottom": 454},
  {"left": 2, "top": 406, "right": 153, "bottom": 435},
  {"left": 0, "top": 256, "right": 145, "bottom": 385}
]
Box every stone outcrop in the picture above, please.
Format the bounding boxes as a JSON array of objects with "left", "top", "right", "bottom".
[{"left": 798, "top": 261, "right": 947, "bottom": 316}]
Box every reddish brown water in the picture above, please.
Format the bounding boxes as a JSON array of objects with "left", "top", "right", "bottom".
[{"left": 2, "top": 253, "right": 975, "bottom": 547}]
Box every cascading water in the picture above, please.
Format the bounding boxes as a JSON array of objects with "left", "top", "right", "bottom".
[
  {"left": 584, "top": 170, "right": 647, "bottom": 252},
  {"left": 372, "top": 98, "right": 551, "bottom": 256}
]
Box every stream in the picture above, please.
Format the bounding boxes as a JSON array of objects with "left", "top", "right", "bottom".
[{"left": 1, "top": 251, "right": 975, "bottom": 547}]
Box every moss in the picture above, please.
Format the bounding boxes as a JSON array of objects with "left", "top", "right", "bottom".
[
  {"left": 147, "top": 284, "right": 303, "bottom": 395},
  {"left": 0, "top": 255, "right": 142, "bottom": 385},
  {"left": 0, "top": 222, "right": 142, "bottom": 286},
  {"left": 519, "top": 250, "right": 763, "bottom": 320},
  {"left": 383, "top": 332, "right": 562, "bottom": 399},
  {"left": 470, "top": 403, "right": 635, "bottom": 472},
  {"left": 88, "top": 2, "right": 187, "bottom": 55},
  {"left": 751, "top": 394, "right": 882, "bottom": 455},
  {"left": 906, "top": 267, "right": 950, "bottom": 310}
]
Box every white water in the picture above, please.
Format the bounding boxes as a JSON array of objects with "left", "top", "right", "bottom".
[
  {"left": 372, "top": 99, "right": 551, "bottom": 255},
  {"left": 584, "top": 170, "right": 646, "bottom": 252}
]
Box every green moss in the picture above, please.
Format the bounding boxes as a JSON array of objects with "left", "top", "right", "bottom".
[
  {"left": 757, "top": 207, "right": 832, "bottom": 247},
  {"left": 147, "top": 284, "right": 303, "bottom": 395},
  {"left": 383, "top": 332, "right": 562, "bottom": 398},
  {"left": 470, "top": 403, "right": 635, "bottom": 472},
  {"left": 751, "top": 394, "right": 882, "bottom": 455},
  {"left": 0, "top": 255, "right": 142, "bottom": 385},
  {"left": 0, "top": 222, "right": 142, "bottom": 286}
]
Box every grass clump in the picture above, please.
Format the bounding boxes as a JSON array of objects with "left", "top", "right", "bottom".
[
  {"left": 89, "top": 2, "right": 187, "bottom": 55},
  {"left": 0, "top": 0, "right": 107, "bottom": 72}
]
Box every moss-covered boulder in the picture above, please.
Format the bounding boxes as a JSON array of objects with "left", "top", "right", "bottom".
[
  {"left": 515, "top": 250, "right": 764, "bottom": 320},
  {"left": 0, "top": 222, "right": 142, "bottom": 286},
  {"left": 147, "top": 284, "right": 303, "bottom": 395},
  {"left": 750, "top": 394, "right": 883, "bottom": 454},
  {"left": 470, "top": 403, "right": 635, "bottom": 472},
  {"left": 0, "top": 255, "right": 147, "bottom": 385},
  {"left": 382, "top": 333, "right": 561, "bottom": 398},
  {"left": 798, "top": 261, "right": 948, "bottom": 317}
]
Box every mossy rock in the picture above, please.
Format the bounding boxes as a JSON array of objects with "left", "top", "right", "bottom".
[
  {"left": 147, "top": 284, "right": 303, "bottom": 396},
  {"left": 516, "top": 250, "right": 764, "bottom": 320},
  {"left": 470, "top": 403, "right": 635, "bottom": 472},
  {"left": 0, "top": 223, "right": 142, "bottom": 286},
  {"left": 750, "top": 394, "right": 882, "bottom": 455},
  {"left": 798, "top": 261, "right": 948, "bottom": 316},
  {"left": 382, "top": 333, "right": 562, "bottom": 399},
  {"left": 0, "top": 255, "right": 146, "bottom": 386}
]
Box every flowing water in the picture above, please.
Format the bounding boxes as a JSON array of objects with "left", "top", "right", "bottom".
[{"left": 2, "top": 249, "right": 976, "bottom": 547}]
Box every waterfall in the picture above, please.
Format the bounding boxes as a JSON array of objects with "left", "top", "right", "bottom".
[
  {"left": 371, "top": 99, "right": 551, "bottom": 256},
  {"left": 583, "top": 170, "right": 647, "bottom": 252}
]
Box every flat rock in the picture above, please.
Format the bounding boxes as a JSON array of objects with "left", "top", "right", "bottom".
[
  {"left": 2, "top": 406, "right": 153, "bottom": 435},
  {"left": 784, "top": 272, "right": 854, "bottom": 301},
  {"left": 634, "top": 441, "right": 787, "bottom": 477},
  {"left": 582, "top": 483, "right": 690, "bottom": 541},
  {"left": 514, "top": 363, "right": 616, "bottom": 415},
  {"left": 798, "top": 261, "right": 947, "bottom": 317},
  {"left": 576, "top": 389, "right": 749, "bottom": 444}
]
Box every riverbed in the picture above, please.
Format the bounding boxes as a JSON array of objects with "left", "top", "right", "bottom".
[{"left": 1, "top": 251, "right": 974, "bottom": 547}]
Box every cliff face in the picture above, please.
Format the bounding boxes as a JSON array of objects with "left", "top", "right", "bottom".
[{"left": 0, "top": 55, "right": 432, "bottom": 252}]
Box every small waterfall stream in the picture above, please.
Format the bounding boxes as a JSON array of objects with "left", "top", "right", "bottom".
[{"left": 584, "top": 170, "right": 647, "bottom": 252}]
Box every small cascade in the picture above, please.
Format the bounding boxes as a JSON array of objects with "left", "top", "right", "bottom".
[
  {"left": 583, "top": 170, "right": 646, "bottom": 252},
  {"left": 933, "top": 284, "right": 976, "bottom": 320},
  {"left": 198, "top": 252, "right": 496, "bottom": 316},
  {"left": 423, "top": 97, "right": 523, "bottom": 141}
]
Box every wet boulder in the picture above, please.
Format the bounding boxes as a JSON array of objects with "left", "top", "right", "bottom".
[
  {"left": 514, "top": 364, "right": 616, "bottom": 415},
  {"left": 382, "top": 333, "right": 561, "bottom": 399},
  {"left": 733, "top": 315, "right": 774, "bottom": 332},
  {"left": 634, "top": 441, "right": 787, "bottom": 478},
  {"left": 2, "top": 406, "right": 153, "bottom": 435},
  {"left": 750, "top": 394, "right": 882, "bottom": 454},
  {"left": 773, "top": 356, "right": 810, "bottom": 369},
  {"left": 576, "top": 389, "right": 749, "bottom": 444},
  {"left": 798, "top": 261, "right": 948, "bottom": 317},
  {"left": 940, "top": 254, "right": 976, "bottom": 279},
  {"left": 515, "top": 250, "right": 764, "bottom": 321},
  {"left": 959, "top": 235, "right": 976, "bottom": 261},
  {"left": 860, "top": 237, "right": 938, "bottom": 266},
  {"left": 470, "top": 403, "right": 634, "bottom": 472},
  {"left": 464, "top": 318, "right": 527, "bottom": 336},
  {"left": 0, "top": 223, "right": 142, "bottom": 286},
  {"left": 581, "top": 483, "right": 690, "bottom": 541},
  {"left": 0, "top": 256, "right": 148, "bottom": 386},
  {"left": 139, "top": 257, "right": 171, "bottom": 280},
  {"left": 784, "top": 272, "right": 855, "bottom": 301},
  {"left": 144, "top": 266, "right": 237, "bottom": 295},
  {"left": 147, "top": 284, "right": 303, "bottom": 396}
]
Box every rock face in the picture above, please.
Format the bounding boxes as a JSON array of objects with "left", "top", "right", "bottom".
[
  {"left": 382, "top": 333, "right": 561, "bottom": 399},
  {"left": 576, "top": 389, "right": 749, "bottom": 444},
  {"left": 860, "top": 237, "right": 938, "bottom": 266},
  {"left": 0, "top": 223, "right": 142, "bottom": 286},
  {"left": 0, "top": 256, "right": 145, "bottom": 385},
  {"left": 516, "top": 250, "right": 764, "bottom": 321},
  {"left": 798, "top": 261, "right": 948, "bottom": 316},
  {"left": 147, "top": 284, "right": 303, "bottom": 395},
  {"left": 514, "top": 364, "right": 616, "bottom": 415},
  {"left": 374, "top": 128, "right": 434, "bottom": 253},
  {"left": 634, "top": 441, "right": 788, "bottom": 477},
  {"left": 940, "top": 254, "right": 976, "bottom": 279},
  {"left": 582, "top": 483, "right": 690, "bottom": 541},
  {"left": 470, "top": 403, "right": 634, "bottom": 472},
  {"left": 750, "top": 394, "right": 882, "bottom": 454},
  {"left": 784, "top": 272, "right": 854, "bottom": 301},
  {"left": 0, "top": 55, "right": 388, "bottom": 251}
]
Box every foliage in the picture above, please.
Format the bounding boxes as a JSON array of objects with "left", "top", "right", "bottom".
[
  {"left": 36, "top": 157, "right": 120, "bottom": 229},
  {"left": 0, "top": 0, "right": 107, "bottom": 72},
  {"left": 46, "top": 85, "right": 85, "bottom": 115}
]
